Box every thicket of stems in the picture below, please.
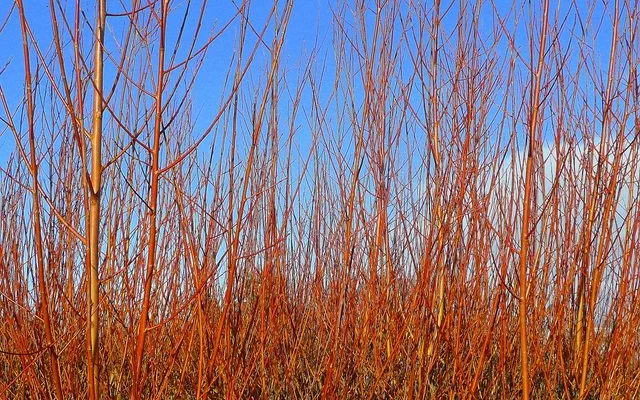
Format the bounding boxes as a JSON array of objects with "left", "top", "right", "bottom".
[{"left": 1, "top": 0, "right": 639, "bottom": 398}]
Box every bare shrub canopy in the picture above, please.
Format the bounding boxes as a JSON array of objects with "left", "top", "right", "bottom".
[{"left": 0, "top": 0, "right": 639, "bottom": 398}]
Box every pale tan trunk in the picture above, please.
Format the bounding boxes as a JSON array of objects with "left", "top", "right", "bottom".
[{"left": 87, "top": 1, "right": 106, "bottom": 398}]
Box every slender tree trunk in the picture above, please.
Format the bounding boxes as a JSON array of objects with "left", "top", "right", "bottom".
[
  {"left": 131, "top": 1, "right": 166, "bottom": 397},
  {"left": 518, "top": 152, "right": 533, "bottom": 400},
  {"left": 518, "top": 1, "right": 550, "bottom": 398},
  {"left": 579, "top": 3, "right": 620, "bottom": 396},
  {"left": 87, "top": 1, "right": 106, "bottom": 398}
]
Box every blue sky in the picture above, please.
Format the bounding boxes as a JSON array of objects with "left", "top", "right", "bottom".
[
  {"left": 0, "top": 0, "right": 621, "bottom": 168},
  {"left": 0, "top": 0, "right": 331, "bottom": 160}
]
